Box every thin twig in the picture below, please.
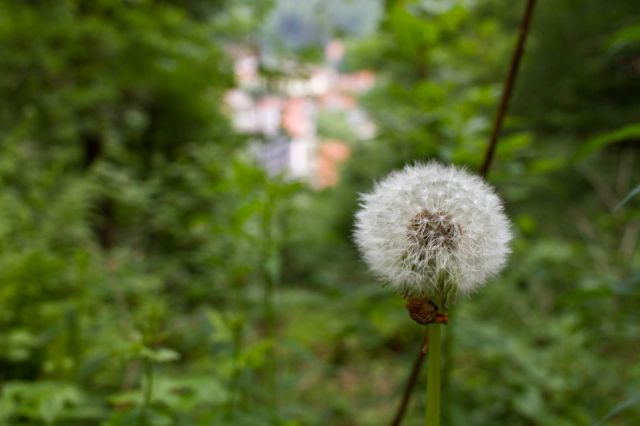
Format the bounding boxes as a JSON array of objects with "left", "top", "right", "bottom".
[
  {"left": 480, "top": 0, "right": 537, "bottom": 178},
  {"left": 391, "top": 346, "right": 426, "bottom": 426},
  {"left": 390, "top": 1, "right": 537, "bottom": 424}
]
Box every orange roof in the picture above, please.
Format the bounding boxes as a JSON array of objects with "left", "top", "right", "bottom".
[
  {"left": 281, "top": 98, "right": 314, "bottom": 138},
  {"left": 315, "top": 140, "right": 351, "bottom": 189}
]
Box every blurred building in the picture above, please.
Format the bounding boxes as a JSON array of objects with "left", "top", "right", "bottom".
[
  {"left": 224, "top": 40, "right": 376, "bottom": 187},
  {"left": 315, "top": 139, "right": 352, "bottom": 189}
]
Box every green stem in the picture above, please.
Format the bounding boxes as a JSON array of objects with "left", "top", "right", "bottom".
[
  {"left": 441, "top": 305, "right": 454, "bottom": 424},
  {"left": 139, "top": 359, "right": 154, "bottom": 425},
  {"left": 261, "top": 189, "right": 279, "bottom": 416},
  {"left": 426, "top": 324, "right": 441, "bottom": 426}
]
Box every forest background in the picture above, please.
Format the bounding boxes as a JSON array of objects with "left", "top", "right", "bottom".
[{"left": 0, "top": 0, "right": 639, "bottom": 425}]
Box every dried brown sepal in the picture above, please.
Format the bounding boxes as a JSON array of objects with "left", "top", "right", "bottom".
[{"left": 405, "top": 298, "right": 449, "bottom": 325}]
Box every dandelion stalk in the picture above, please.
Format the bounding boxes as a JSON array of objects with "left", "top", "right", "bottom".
[
  {"left": 355, "top": 162, "right": 512, "bottom": 426},
  {"left": 385, "top": 0, "right": 536, "bottom": 422},
  {"left": 441, "top": 303, "right": 455, "bottom": 423},
  {"left": 426, "top": 324, "right": 441, "bottom": 426}
]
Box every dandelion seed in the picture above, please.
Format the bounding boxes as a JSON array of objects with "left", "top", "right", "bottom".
[{"left": 354, "top": 161, "right": 512, "bottom": 306}]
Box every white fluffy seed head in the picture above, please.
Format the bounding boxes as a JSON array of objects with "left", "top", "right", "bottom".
[{"left": 354, "top": 161, "right": 512, "bottom": 305}]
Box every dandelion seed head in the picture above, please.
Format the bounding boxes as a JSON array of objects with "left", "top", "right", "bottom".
[{"left": 354, "top": 161, "right": 512, "bottom": 303}]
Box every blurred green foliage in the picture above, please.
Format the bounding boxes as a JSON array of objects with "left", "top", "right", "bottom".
[{"left": 0, "top": 0, "right": 639, "bottom": 425}]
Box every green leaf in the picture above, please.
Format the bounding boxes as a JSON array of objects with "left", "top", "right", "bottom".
[
  {"left": 608, "top": 23, "right": 640, "bottom": 51},
  {"left": 574, "top": 123, "right": 640, "bottom": 160},
  {"left": 0, "top": 382, "right": 83, "bottom": 423},
  {"left": 152, "top": 348, "right": 180, "bottom": 363},
  {"left": 141, "top": 347, "right": 180, "bottom": 363}
]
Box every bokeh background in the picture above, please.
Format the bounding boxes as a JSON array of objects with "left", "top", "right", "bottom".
[{"left": 1, "top": 0, "right": 639, "bottom": 425}]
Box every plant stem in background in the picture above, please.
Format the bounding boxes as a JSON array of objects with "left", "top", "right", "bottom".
[
  {"left": 224, "top": 316, "right": 245, "bottom": 420},
  {"left": 262, "top": 188, "right": 279, "bottom": 416},
  {"left": 139, "top": 359, "right": 154, "bottom": 425},
  {"left": 426, "top": 324, "right": 441, "bottom": 426}
]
